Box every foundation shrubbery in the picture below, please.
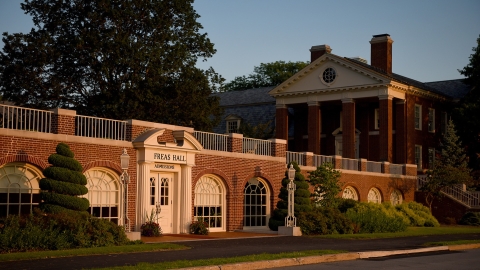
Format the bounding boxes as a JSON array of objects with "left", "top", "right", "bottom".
[
  {"left": 298, "top": 207, "right": 353, "bottom": 235},
  {"left": 395, "top": 201, "right": 440, "bottom": 227},
  {"left": 345, "top": 202, "right": 408, "bottom": 233}
]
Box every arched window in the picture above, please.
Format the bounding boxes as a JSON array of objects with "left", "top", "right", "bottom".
[
  {"left": 390, "top": 189, "right": 403, "bottom": 205},
  {"left": 83, "top": 168, "right": 121, "bottom": 224},
  {"left": 194, "top": 175, "right": 225, "bottom": 231},
  {"left": 0, "top": 163, "right": 42, "bottom": 217},
  {"left": 368, "top": 188, "right": 382, "bottom": 204},
  {"left": 342, "top": 186, "right": 358, "bottom": 201},
  {"left": 244, "top": 178, "right": 269, "bottom": 228}
]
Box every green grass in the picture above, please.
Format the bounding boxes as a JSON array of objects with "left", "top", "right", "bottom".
[
  {"left": 311, "top": 226, "right": 480, "bottom": 239},
  {"left": 0, "top": 243, "right": 187, "bottom": 262},
  {"left": 424, "top": 239, "right": 480, "bottom": 247},
  {"left": 93, "top": 250, "right": 345, "bottom": 270}
]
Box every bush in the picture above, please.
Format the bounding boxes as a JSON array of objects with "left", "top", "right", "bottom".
[
  {"left": 395, "top": 202, "right": 440, "bottom": 227},
  {"left": 337, "top": 199, "right": 358, "bottom": 213},
  {"left": 459, "top": 212, "right": 480, "bottom": 226},
  {"left": 298, "top": 207, "right": 353, "bottom": 235},
  {"left": 345, "top": 202, "right": 408, "bottom": 233},
  {"left": 190, "top": 219, "right": 209, "bottom": 235},
  {"left": 0, "top": 209, "right": 130, "bottom": 253},
  {"left": 141, "top": 210, "right": 162, "bottom": 237}
]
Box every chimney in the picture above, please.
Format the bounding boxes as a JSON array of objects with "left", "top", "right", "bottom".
[
  {"left": 370, "top": 34, "right": 393, "bottom": 74},
  {"left": 310, "top": 44, "right": 331, "bottom": 62}
]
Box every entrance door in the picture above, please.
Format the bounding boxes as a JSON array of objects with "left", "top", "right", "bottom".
[{"left": 149, "top": 173, "right": 173, "bottom": 234}]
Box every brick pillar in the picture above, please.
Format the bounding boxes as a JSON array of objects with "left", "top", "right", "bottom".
[
  {"left": 333, "top": 155, "right": 342, "bottom": 170},
  {"left": 269, "top": 138, "right": 287, "bottom": 157},
  {"left": 275, "top": 104, "right": 288, "bottom": 141},
  {"left": 395, "top": 99, "right": 406, "bottom": 164},
  {"left": 50, "top": 108, "right": 76, "bottom": 135},
  {"left": 342, "top": 99, "right": 356, "bottom": 159},
  {"left": 379, "top": 95, "right": 393, "bottom": 162},
  {"left": 228, "top": 133, "right": 243, "bottom": 153},
  {"left": 359, "top": 158, "right": 367, "bottom": 172},
  {"left": 406, "top": 94, "right": 416, "bottom": 165},
  {"left": 381, "top": 161, "right": 390, "bottom": 174},
  {"left": 304, "top": 152, "right": 314, "bottom": 167},
  {"left": 308, "top": 101, "right": 321, "bottom": 154},
  {"left": 358, "top": 107, "right": 370, "bottom": 159}
]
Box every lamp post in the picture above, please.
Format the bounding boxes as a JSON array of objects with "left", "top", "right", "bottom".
[
  {"left": 120, "top": 149, "right": 131, "bottom": 232},
  {"left": 285, "top": 164, "right": 297, "bottom": 227}
]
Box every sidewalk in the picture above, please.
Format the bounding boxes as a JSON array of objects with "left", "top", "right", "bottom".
[{"left": 1, "top": 232, "right": 479, "bottom": 270}]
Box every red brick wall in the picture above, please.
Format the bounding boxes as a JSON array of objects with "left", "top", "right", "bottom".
[{"left": 415, "top": 192, "right": 479, "bottom": 224}]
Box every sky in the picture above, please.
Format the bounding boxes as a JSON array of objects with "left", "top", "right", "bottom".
[{"left": 1, "top": 0, "right": 479, "bottom": 83}]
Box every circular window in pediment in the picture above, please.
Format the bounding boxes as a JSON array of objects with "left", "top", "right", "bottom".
[{"left": 322, "top": 67, "right": 336, "bottom": 84}]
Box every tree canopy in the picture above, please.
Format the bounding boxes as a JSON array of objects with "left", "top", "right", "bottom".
[
  {"left": 454, "top": 35, "right": 480, "bottom": 172},
  {"left": 222, "top": 60, "right": 309, "bottom": 91},
  {"left": 0, "top": 0, "right": 223, "bottom": 131}
]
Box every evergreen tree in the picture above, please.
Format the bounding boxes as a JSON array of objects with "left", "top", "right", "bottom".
[
  {"left": 268, "top": 162, "right": 312, "bottom": 231},
  {"left": 421, "top": 119, "right": 472, "bottom": 211},
  {"left": 308, "top": 162, "right": 342, "bottom": 208},
  {"left": 0, "top": 0, "right": 222, "bottom": 131},
  {"left": 39, "top": 143, "right": 89, "bottom": 214}
]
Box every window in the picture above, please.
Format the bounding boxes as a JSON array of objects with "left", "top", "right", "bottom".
[
  {"left": 244, "top": 178, "right": 269, "bottom": 228},
  {"left": 322, "top": 67, "right": 337, "bottom": 84},
  {"left": 428, "top": 148, "right": 435, "bottom": 169},
  {"left": 390, "top": 190, "right": 403, "bottom": 205},
  {"left": 226, "top": 120, "right": 239, "bottom": 133},
  {"left": 342, "top": 186, "right": 358, "bottom": 201},
  {"left": 194, "top": 175, "right": 225, "bottom": 231},
  {"left": 415, "top": 104, "right": 422, "bottom": 130},
  {"left": 428, "top": 108, "right": 435, "bottom": 133},
  {"left": 415, "top": 145, "right": 422, "bottom": 170},
  {"left": 367, "top": 188, "right": 382, "bottom": 204},
  {"left": 374, "top": 109, "right": 380, "bottom": 130},
  {"left": 441, "top": 112, "right": 448, "bottom": 135}
]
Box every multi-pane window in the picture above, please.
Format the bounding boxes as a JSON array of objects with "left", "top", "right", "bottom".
[
  {"left": 367, "top": 188, "right": 382, "bottom": 204},
  {"left": 428, "top": 148, "right": 435, "bottom": 169},
  {"left": 415, "top": 104, "right": 422, "bottom": 130},
  {"left": 415, "top": 145, "right": 422, "bottom": 170},
  {"left": 342, "top": 186, "right": 358, "bottom": 201},
  {"left": 226, "top": 120, "right": 239, "bottom": 133},
  {"left": 441, "top": 112, "right": 448, "bottom": 135},
  {"left": 428, "top": 108, "right": 435, "bottom": 133},
  {"left": 83, "top": 168, "right": 120, "bottom": 224},
  {"left": 194, "top": 175, "right": 224, "bottom": 231},
  {"left": 374, "top": 109, "right": 380, "bottom": 130},
  {"left": 244, "top": 178, "right": 269, "bottom": 227},
  {"left": 390, "top": 190, "right": 403, "bottom": 205}
]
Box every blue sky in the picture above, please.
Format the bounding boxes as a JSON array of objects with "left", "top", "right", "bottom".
[{"left": 1, "top": 0, "right": 479, "bottom": 83}]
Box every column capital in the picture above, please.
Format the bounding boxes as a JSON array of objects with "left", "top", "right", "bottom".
[
  {"left": 307, "top": 100, "right": 320, "bottom": 107},
  {"left": 341, "top": 98, "right": 354, "bottom": 103},
  {"left": 396, "top": 99, "right": 406, "bottom": 105},
  {"left": 378, "top": 94, "right": 393, "bottom": 100}
]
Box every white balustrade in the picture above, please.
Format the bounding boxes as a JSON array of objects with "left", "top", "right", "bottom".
[
  {"left": 0, "top": 104, "right": 52, "bottom": 133},
  {"left": 75, "top": 115, "right": 127, "bottom": 140},
  {"left": 193, "top": 131, "right": 228, "bottom": 152},
  {"left": 242, "top": 137, "right": 271, "bottom": 156}
]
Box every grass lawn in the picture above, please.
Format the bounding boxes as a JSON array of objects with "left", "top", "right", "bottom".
[{"left": 424, "top": 239, "right": 480, "bottom": 247}]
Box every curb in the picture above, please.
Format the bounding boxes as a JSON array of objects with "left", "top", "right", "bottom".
[{"left": 179, "top": 243, "right": 480, "bottom": 270}]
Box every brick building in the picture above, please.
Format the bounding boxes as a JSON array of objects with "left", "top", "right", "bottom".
[{"left": 1, "top": 34, "right": 464, "bottom": 234}]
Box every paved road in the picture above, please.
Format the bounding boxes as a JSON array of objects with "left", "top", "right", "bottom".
[
  {"left": 1, "top": 233, "right": 479, "bottom": 270},
  {"left": 274, "top": 249, "right": 480, "bottom": 270}
]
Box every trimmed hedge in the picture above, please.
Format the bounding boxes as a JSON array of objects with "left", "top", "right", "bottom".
[
  {"left": 41, "top": 193, "right": 90, "bottom": 212},
  {"left": 396, "top": 202, "right": 440, "bottom": 227},
  {"left": 43, "top": 166, "right": 87, "bottom": 185},
  {"left": 345, "top": 202, "right": 408, "bottom": 233},
  {"left": 48, "top": 154, "right": 83, "bottom": 172},
  {"left": 298, "top": 207, "right": 353, "bottom": 235},
  {"left": 39, "top": 178, "right": 88, "bottom": 195}
]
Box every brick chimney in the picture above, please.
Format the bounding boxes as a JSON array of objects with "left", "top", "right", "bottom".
[
  {"left": 310, "top": 44, "right": 331, "bottom": 62},
  {"left": 370, "top": 34, "right": 393, "bottom": 74}
]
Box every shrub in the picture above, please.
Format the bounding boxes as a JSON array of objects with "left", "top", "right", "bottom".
[
  {"left": 190, "top": 219, "right": 209, "bottom": 235},
  {"left": 298, "top": 207, "right": 353, "bottom": 235},
  {"left": 345, "top": 202, "right": 408, "bottom": 233},
  {"left": 459, "top": 212, "right": 480, "bottom": 226},
  {"left": 395, "top": 202, "right": 440, "bottom": 227},
  {"left": 308, "top": 162, "right": 342, "bottom": 208},
  {"left": 337, "top": 199, "right": 358, "bottom": 213},
  {"left": 141, "top": 210, "right": 162, "bottom": 237}
]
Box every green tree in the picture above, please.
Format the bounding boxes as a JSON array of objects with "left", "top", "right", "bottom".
[
  {"left": 454, "top": 35, "right": 480, "bottom": 173},
  {"left": 222, "top": 61, "right": 309, "bottom": 91},
  {"left": 0, "top": 0, "right": 222, "bottom": 131},
  {"left": 268, "top": 162, "right": 312, "bottom": 231},
  {"left": 308, "top": 162, "right": 342, "bottom": 208},
  {"left": 39, "top": 143, "right": 89, "bottom": 214},
  {"left": 421, "top": 119, "right": 472, "bottom": 211},
  {"left": 238, "top": 120, "right": 274, "bottom": 139}
]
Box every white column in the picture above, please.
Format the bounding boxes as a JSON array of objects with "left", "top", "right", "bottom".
[
  {"left": 179, "top": 164, "right": 193, "bottom": 234},
  {"left": 136, "top": 161, "right": 151, "bottom": 231}
]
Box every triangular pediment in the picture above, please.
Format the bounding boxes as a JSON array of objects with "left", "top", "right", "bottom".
[
  {"left": 269, "top": 54, "right": 391, "bottom": 96},
  {"left": 132, "top": 128, "right": 202, "bottom": 152}
]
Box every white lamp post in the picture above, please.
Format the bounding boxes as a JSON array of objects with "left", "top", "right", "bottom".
[
  {"left": 120, "top": 149, "right": 130, "bottom": 232},
  {"left": 285, "top": 164, "right": 297, "bottom": 227}
]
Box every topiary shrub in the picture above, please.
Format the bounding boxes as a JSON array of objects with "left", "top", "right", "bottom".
[
  {"left": 268, "top": 162, "right": 312, "bottom": 231},
  {"left": 298, "top": 207, "right": 353, "bottom": 235},
  {"left": 459, "top": 212, "right": 480, "bottom": 226},
  {"left": 345, "top": 202, "right": 408, "bottom": 233},
  {"left": 40, "top": 143, "right": 89, "bottom": 214}
]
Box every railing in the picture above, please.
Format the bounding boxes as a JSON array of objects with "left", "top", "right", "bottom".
[
  {"left": 75, "top": 115, "right": 127, "bottom": 140},
  {"left": 0, "top": 104, "right": 52, "bottom": 133},
  {"left": 286, "top": 151, "right": 306, "bottom": 166},
  {"left": 366, "top": 161, "right": 382, "bottom": 173},
  {"left": 390, "top": 164, "right": 403, "bottom": 175},
  {"left": 313, "top": 155, "right": 333, "bottom": 167},
  {"left": 194, "top": 131, "right": 228, "bottom": 152},
  {"left": 242, "top": 137, "right": 271, "bottom": 156},
  {"left": 417, "top": 176, "right": 480, "bottom": 208},
  {"left": 341, "top": 158, "right": 359, "bottom": 171}
]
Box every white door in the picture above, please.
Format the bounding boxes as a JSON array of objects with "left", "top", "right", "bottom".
[{"left": 149, "top": 173, "right": 173, "bottom": 234}]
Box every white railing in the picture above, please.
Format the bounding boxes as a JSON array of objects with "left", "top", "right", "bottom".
[
  {"left": 286, "top": 151, "right": 306, "bottom": 166},
  {"left": 366, "top": 161, "right": 382, "bottom": 173},
  {"left": 194, "top": 131, "right": 228, "bottom": 152},
  {"left": 341, "top": 158, "right": 359, "bottom": 171},
  {"left": 390, "top": 164, "right": 403, "bottom": 175},
  {"left": 313, "top": 155, "right": 333, "bottom": 167},
  {"left": 242, "top": 137, "right": 271, "bottom": 156},
  {"left": 0, "top": 104, "right": 52, "bottom": 133},
  {"left": 75, "top": 115, "right": 127, "bottom": 140},
  {"left": 418, "top": 176, "right": 480, "bottom": 208}
]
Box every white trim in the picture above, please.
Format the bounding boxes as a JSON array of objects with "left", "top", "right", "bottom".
[
  {"left": 243, "top": 177, "right": 270, "bottom": 229},
  {"left": 415, "top": 104, "right": 422, "bottom": 130},
  {"left": 342, "top": 186, "right": 358, "bottom": 201},
  {"left": 415, "top": 145, "right": 423, "bottom": 170},
  {"left": 367, "top": 187, "right": 382, "bottom": 204},
  {"left": 374, "top": 108, "right": 380, "bottom": 130},
  {"left": 194, "top": 175, "right": 226, "bottom": 232}
]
